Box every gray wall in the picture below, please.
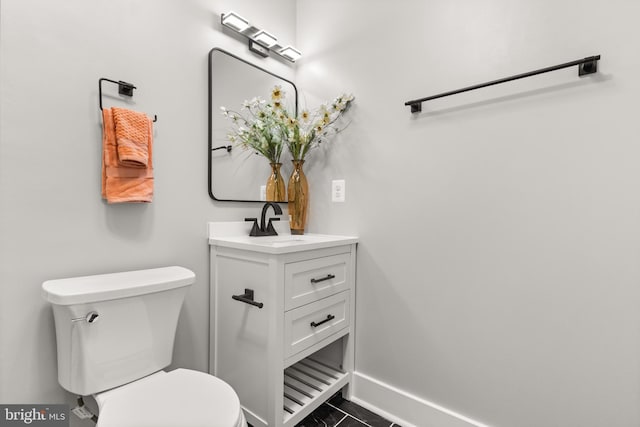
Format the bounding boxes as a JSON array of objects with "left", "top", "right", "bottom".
[
  {"left": 3, "top": 1, "right": 640, "bottom": 426},
  {"left": 296, "top": 1, "right": 640, "bottom": 426},
  {"left": 0, "top": 1, "right": 295, "bottom": 424}
]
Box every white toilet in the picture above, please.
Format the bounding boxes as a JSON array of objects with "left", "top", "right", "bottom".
[{"left": 42, "top": 266, "right": 247, "bottom": 427}]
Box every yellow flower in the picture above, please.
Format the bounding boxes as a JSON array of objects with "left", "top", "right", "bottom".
[
  {"left": 274, "top": 101, "right": 282, "bottom": 109},
  {"left": 301, "top": 109, "right": 310, "bottom": 122},
  {"left": 287, "top": 117, "right": 298, "bottom": 127},
  {"left": 271, "top": 85, "right": 283, "bottom": 101}
]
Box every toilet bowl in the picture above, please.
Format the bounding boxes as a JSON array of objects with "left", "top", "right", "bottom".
[
  {"left": 42, "top": 266, "right": 246, "bottom": 427},
  {"left": 94, "top": 369, "right": 246, "bottom": 427}
]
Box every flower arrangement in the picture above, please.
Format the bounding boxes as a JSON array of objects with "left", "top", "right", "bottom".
[
  {"left": 220, "top": 86, "right": 355, "bottom": 234},
  {"left": 277, "top": 89, "right": 355, "bottom": 161},
  {"left": 221, "top": 86, "right": 355, "bottom": 163},
  {"left": 220, "top": 94, "right": 286, "bottom": 164}
]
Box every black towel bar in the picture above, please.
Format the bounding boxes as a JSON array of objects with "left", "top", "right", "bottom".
[
  {"left": 405, "top": 55, "right": 601, "bottom": 113},
  {"left": 99, "top": 77, "right": 158, "bottom": 122},
  {"left": 232, "top": 288, "right": 264, "bottom": 309}
]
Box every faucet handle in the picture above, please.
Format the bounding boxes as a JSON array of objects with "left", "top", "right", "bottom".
[
  {"left": 265, "top": 217, "right": 280, "bottom": 236},
  {"left": 245, "top": 218, "right": 260, "bottom": 237}
]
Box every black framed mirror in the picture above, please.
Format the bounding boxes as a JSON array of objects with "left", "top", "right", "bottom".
[{"left": 208, "top": 48, "right": 298, "bottom": 202}]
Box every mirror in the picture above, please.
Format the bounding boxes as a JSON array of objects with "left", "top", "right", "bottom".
[{"left": 208, "top": 48, "right": 297, "bottom": 202}]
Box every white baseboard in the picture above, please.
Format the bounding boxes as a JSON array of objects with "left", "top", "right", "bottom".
[{"left": 351, "top": 372, "right": 491, "bottom": 427}]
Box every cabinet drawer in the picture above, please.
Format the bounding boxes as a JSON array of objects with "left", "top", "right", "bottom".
[
  {"left": 284, "top": 253, "right": 350, "bottom": 311},
  {"left": 284, "top": 291, "right": 350, "bottom": 358}
]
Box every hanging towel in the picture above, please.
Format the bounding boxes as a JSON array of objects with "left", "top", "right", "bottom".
[
  {"left": 112, "top": 107, "right": 151, "bottom": 168},
  {"left": 101, "top": 108, "right": 154, "bottom": 203}
]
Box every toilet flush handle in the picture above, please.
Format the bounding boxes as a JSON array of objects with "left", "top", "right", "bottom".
[{"left": 71, "top": 311, "right": 99, "bottom": 324}]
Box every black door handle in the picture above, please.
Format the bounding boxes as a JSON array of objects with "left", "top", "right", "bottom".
[
  {"left": 310, "top": 274, "right": 336, "bottom": 284},
  {"left": 232, "top": 289, "right": 264, "bottom": 308},
  {"left": 310, "top": 314, "right": 335, "bottom": 328}
]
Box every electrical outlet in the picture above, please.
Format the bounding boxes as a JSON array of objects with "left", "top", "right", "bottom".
[
  {"left": 332, "top": 180, "right": 346, "bottom": 202},
  {"left": 260, "top": 185, "right": 266, "bottom": 201}
]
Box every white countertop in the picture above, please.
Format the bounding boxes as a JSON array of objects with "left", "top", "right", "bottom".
[{"left": 208, "top": 221, "right": 358, "bottom": 254}]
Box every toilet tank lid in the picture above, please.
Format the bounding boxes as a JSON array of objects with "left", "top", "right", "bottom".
[{"left": 42, "top": 266, "right": 195, "bottom": 305}]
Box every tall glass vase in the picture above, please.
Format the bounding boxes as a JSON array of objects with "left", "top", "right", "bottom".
[
  {"left": 288, "top": 160, "right": 309, "bottom": 235},
  {"left": 266, "top": 163, "right": 286, "bottom": 202}
]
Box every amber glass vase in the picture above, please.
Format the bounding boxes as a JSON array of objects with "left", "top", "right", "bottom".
[
  {"left": 266, "top": 163, "right": 286, "bottom": 202},
  {"left": 288, "top": 160, "right": 309, "bottom": 235}
]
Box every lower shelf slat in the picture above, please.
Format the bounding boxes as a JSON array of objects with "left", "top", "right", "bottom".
[
  {"left": 290, "top": 363, "right": 333, "bottom": 385},
  {"left": 300, "top": 358, "right": 340, "bottom": 379},
  {"left": 284, "top": 385, "right": 311, "bottom": 406},
  {"left": 284, "top": 376, "right": 317, "bottom": 398},
  {"left": 283, "top": 396, "right": 303, "bottom": 414},
  {"left": 282, "top": 355, "right": 348, "bottom": 426}
]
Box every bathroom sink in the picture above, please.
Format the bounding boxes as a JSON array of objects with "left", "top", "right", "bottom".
[
  {"left": 230, "top": 233, "right": 352, "bottom": 251},
  {"left": 208, "top": 222, "right": 358, "bottom": 254},
  {"left": 247, "top": 235, "right": 322, "bottom": 247}
]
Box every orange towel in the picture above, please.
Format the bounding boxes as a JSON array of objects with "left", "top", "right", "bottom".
[
  {"left": 112, "top": 107, "right": 151, "bottom": 168},
  {"left": 102, "top": 108, "right": 154, "bottom": 203}
]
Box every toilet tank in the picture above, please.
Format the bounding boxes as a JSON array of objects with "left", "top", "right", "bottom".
[{"left": 42, "top": 266, "right": 195, "bottom": 396}]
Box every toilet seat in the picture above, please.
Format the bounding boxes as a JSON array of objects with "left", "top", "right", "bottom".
[{"left": 94, "top": 369, "right": 245, "bottom": 427}]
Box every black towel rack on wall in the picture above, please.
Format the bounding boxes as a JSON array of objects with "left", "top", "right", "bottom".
[
  {"left": 98, "top": 78, "right": 158, "bottom": 122},
  {"left": 405, "top": 55, "right": 601, "bottom": 113}
]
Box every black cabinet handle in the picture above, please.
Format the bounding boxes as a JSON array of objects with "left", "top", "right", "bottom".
[
  {"left": 310, "top": 314, "right": 335, "bottom": 328},
  {"left": 310, "top": 274, "right": 336, "bottom": 284},
  {"left": 232, "top": 289, "right": 264, "bottom": 308}
]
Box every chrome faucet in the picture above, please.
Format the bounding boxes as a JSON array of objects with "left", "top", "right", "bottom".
[{"left": 245, "top": 202, "right": 283, "bottom": 236}]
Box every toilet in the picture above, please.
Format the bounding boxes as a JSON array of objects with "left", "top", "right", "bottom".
[{"left": 42, "top": 266, "right": 247, "bottom": 427}]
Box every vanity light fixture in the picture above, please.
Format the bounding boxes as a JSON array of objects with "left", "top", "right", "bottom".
[
  {"left": 253, "top": 30, "right": 278, "bottom": 48},
  {"left": 278, "top": 46, "right": 302, "bottom": 62},
  {"left": 221, "top": 11, "right": 250, "bottom": 32},
  {"left": 220, "top": 11, "right": 302, "bottom": 63}
]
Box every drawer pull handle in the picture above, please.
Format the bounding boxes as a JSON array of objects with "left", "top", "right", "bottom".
[
  {"left": 310, "top": 314, "right": 335, "bottom": 328},
  {"left": 232, "top": 289, "right": 264, "bottom": 309},
  {"left": 310, "top": 274, "right": 336, "bottom": 284}
]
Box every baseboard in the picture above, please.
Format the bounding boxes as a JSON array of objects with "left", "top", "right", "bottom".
[{"left": 351, "top": 372, "right": 491, "bottom": 427}]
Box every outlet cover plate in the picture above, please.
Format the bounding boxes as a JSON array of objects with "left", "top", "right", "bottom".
[{"left": 332, "top": 180, "right": 345, "bottom": 202}]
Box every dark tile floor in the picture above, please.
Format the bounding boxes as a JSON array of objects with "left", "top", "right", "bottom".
[
  {"left": 247, "top": 392, "right": 400, "bottom": 427},
  {"left": 296, "top": 393, "right": 401, "bottom": 427}
]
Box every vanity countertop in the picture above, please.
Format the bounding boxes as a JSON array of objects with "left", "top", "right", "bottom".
[{"left": 208, "top": 221, "right": 357, "bottom": 254}]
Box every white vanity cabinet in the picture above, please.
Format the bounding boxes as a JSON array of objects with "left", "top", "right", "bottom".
[{"left": 208, "top": 222, "right": 358, "bottom": 427}]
